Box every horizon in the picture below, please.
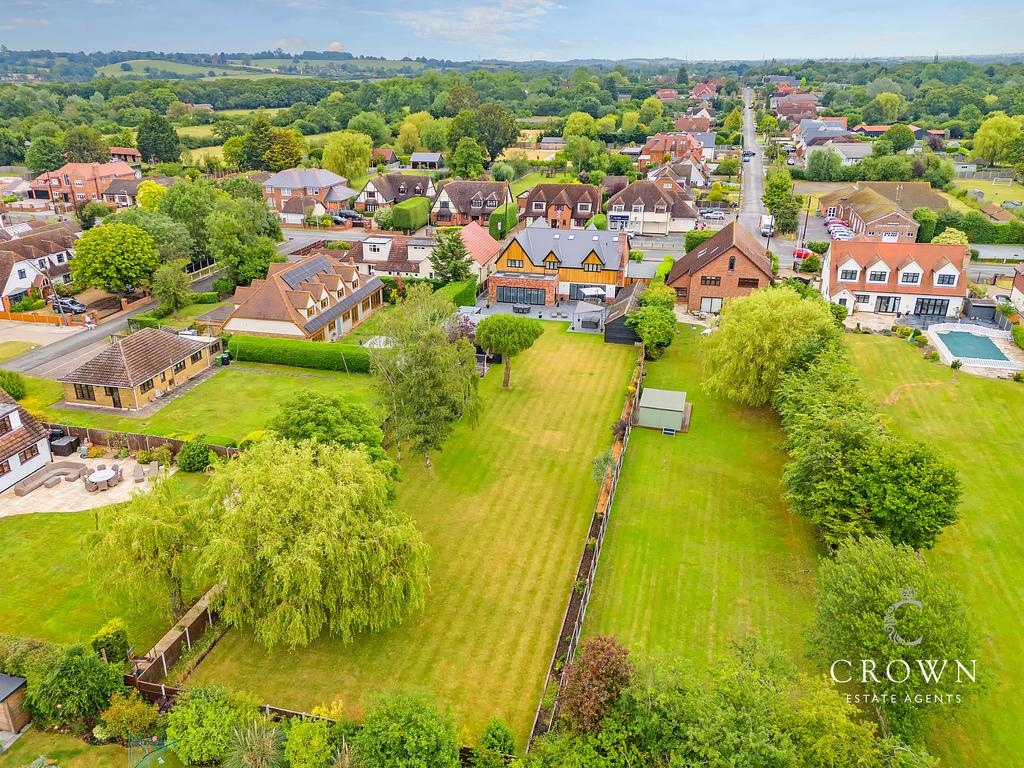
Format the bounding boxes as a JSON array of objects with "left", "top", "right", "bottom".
[{"left": 2, "top": 0, "right": 1023, "bottom": 62}]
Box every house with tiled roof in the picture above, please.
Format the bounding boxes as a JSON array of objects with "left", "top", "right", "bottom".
[
  {"left": 647, "top": 157, "right": 709, "bottom": 189},
  {"left": 101, "top": 175, "right": 174, "bottom": 207},
  {"left": 689, "top": 82, "right": 717, "bottom": 99},
  {"left": 109, "top": 147, "right": 142, "bottom": 165},
  {"left": 673, "top": 116, "right": 712, "bottom": 133},
  {"left": 371, "top": 147, "right": 398, "bottom": 166},
  {"left": 817, "top": 186, "right": 921, "bottom": 242},
  {"left": 430, "top": 180, "right": 512, "bottom": 227},
  {"left": 0, "top": 221, "right": 80, "bottom": 309},
  {"left": 223, "top": 252, "right": 385, "bottom": 341},
  {"left": 29, "top": 161, "right": 138, "bottom": 204},
  {"left": 818, "top": 141, "right": 873, "bottom": 165},
  {"left": 655, "top": 88, "right": 680, "bottom": 101},
  {"left": 821, "top": 241, "right": 969, "bottom": 318},
  {"left": 600, "top": 175, "right": 629, "bottom": 197},
  {"left": 261, "top": 168, "right": 358, "bottom": 217},
  {"left": 793, "top": 118, "right": 850, "bottom": 155},
  {"left": 518, "top": 183, "right": 601, "bottom": 229},
  {"left": 354, "top": 173, "right": 435, "bottom": 212},
  {"left": 410, "top": 152, "right": 444, "bottom": 170},
  {"left": 59, "top": 328, "right": 221, "bottom": 410},
  {"left": 606, "top": 179, "right": 699, "bottom": 236},
  {"left": 0, "top": 391, "right": 52, "bottom": 494},
  {"left": 489, "top": 224, "right": 630, "bottom": 306},
  {"left": 666, "top": 222, "right": 774, "bottom": 314},
  {"left": 638, "top": 132, "right": 703, "bottom": 168}
]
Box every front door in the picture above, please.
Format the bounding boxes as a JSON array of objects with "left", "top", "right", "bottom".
[
  {"left": 106, "top": 387, "right": 121, "bottom": 408},
  {"left": 875, "top": 296, "right": 901, "bottom": 313}
]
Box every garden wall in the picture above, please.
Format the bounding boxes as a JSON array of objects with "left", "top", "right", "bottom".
[
  {"left": 527, "top": 347, "right": 645, "bottom": 748},
  {"left": 43, "top": 424, "right": 239, "bottom": 457}
]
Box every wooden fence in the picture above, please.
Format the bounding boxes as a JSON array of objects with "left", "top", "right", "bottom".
[
  {"left": 0, "top": 310, "right": 90, "bottom": 326},
  {"left": 527, "top": 347, "right": 646, "bottom": 749},
  {"left": 44, "top": 423, "right": 239, "bottom": 458}
]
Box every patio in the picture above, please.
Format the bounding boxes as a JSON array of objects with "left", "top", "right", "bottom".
[{"left": 0, "top": 457, "right": 168, "bottom": 518}]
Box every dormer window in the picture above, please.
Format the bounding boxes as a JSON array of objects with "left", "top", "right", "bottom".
[
  {"left": 840, "top": 269, "right": 858, "bottom": 281},
  {"left": 654, "top": 204, "right": 667, "bottom": 214},
  {"left": 578, "top": 203, "right": 592, "bottom": 213},
  {"left": 532, "top": 201, "right": 545, "bottom": 211},
  {"left": 486, "top": 200, "right": 497, "bottom": 208},
  {"left": 398, "top": 184, "right": 407, "bottom": 194},
  {"left": 368, "top": 244, "right": 381, "bottom": 254},
  {"left": 0, "top": 415, "right": 11, "bottom": 435},
  {"left": 868, "top": 270, "right": 887, "bottom": 282},
  {"left": 900, "top": 272, "right": 921, "bottom": 285},
  {"left": 632, "top": 204, "right": 644, "bottom": 213},
  {"left": 611, "top": 204, "right": 624, "bottom": 212},
  {"left": 472, "top": 199, "right": 482, "bottom": 208},
  {"left": 936, "top": 273, "right": 956, "bottom": 286}
]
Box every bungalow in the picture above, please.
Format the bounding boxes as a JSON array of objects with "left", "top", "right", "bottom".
[
  {"left": 59, "top": 328, "right": 221, "bottom": 410},
  {"left": 606, "top": 179, "right": 699, "bottom": 236},
  {"left": 666, "top": 222, "right": 774, "bottom": 314},
  {"left": 0, "top": 391, "right": 52, "bottom": 495},
  {"left": 689, "top": 83, "right": 717, "bottom": 99},
  {"left": 820, "top": 241, "right": 969, "bottom": 318},
  {"left": 261, "top": 168, "right": 358, "bottom": 215},
  {"left": 817, "top": 186, "right": 919, "bottom": 242},
  {"left": 410, "top": 152, "right": 444, "bottom": 170},
  {"left": 110, "top": 146, "right": 142, "bottom": 165},
  {"left": 851, "top": 124, "right": 931, "bottom": 140},
  {"left": 223, "top": 253, "right": 385, "bottom": 341},
  {"left": 0, "top": 221, "right": 80, "bottom": 308},
  {"left": 354, "top": 174, "right": 435, "bottom": 213},
  {"left": 489, "top": 224, "right": 629, "bottom": 306},
  {"left": 518, "top": 183, "right": 602, "bottom": 229},
  {"left": 371, "top": 147, "right": 398, "bottom": 166},
  {"left": 673, "top": 116, "right": 711, "bottom": 133},
  {"left": 538, "top": 136, "right": 567, "bottom": 151},
  {"left": 100, "top": 175, "right": 174, "bottom": 207},
  {"left": 818, "top": 141, "right": 873, "bottom": 166},
  {"left": 655, "top": 88, "right": 680, "bottom": 101},
  {"left": 430, "top": 180, "right": 512, "bottom": 227}
]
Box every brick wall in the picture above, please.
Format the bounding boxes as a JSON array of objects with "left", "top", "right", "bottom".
[
  {"left": 679, "top": 246, "right": 772, "bottom": 310},
  {"left": 488, "top": 275, "right": 557, "bottom": 306}
]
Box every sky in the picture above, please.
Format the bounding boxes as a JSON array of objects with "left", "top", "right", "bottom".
[{"left": 1, "top": 0, "right": 1022, "bottom": 62}]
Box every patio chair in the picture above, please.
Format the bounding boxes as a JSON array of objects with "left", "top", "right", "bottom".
[
  {"left": 148, "top": 461, "right": 159, "bottom": 476},
  {"left": 85, "top": 479, "right": 98, "bottom": 492},
  {"left": 78, "top": 466, "right": 91, "bottom": 479},
  {"left": 133, "top": 466, "right": 145, "bottom": 484},
  {"left": 96, "top": 464, "right": 107, "bottom": 471},
  {"left": 112, "top": 463, "right": 120, "bottom": 479}
]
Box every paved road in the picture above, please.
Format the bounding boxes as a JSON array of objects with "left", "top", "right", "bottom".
[
  {"left": 3, "top": 271, "right": 221, "bottom": 375},
  {"left": 738, "top": 86, "right": 766, "bottom": 238}
]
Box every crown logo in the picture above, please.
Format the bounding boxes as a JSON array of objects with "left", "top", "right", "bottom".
[{"left": 898, "top": 587, "right": 917, "bottom": 602}]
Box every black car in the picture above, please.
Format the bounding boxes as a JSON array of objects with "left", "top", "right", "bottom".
[
  {"left": 51, "top": 296, "right": 88, "bottom": 314},
  {"left": 742, "top": 150, "right": 756, "bottom": 157},
  {"left": 332, "top": 210, "right": 364, "bottom": 224}
]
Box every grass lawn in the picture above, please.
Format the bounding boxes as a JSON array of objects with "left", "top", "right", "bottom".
[
  {"left": 510, "top": 171, "right": 576, "bottom": 197},
  {"left": 32, "top": 366, "right": 375, "bottom": 445},
  {"left": 0, "top": 340, "right": 39, "bottom": 362},
  {"left": 0, "top": 729, "right": 126, "bottom": 768},
  {"left": 188, "top": 326, "right": 636, "bottom": 746},
  {"left": 847, "top": 335, "right": 1024, "bottom": 767},
  {"left": 586, "top": 328, "right": 820, "bottom": 665},
  {"left": 176, "top": 124, "right": 217, "bottom": 139},
  {"left": 341, "top": 303, "right": 395, "bottom": 345},
  {"left": 215, "top": 107, "right": 285, "bottom": 117},
  {"left": 952, "top": 179, "right": 1024, "bottom": 207},
  {"left": 158, "top": 301, "right": 232, "bottom": 330},
  {"left": 186, "top": 144, "right": 224, "bottom": 162}
]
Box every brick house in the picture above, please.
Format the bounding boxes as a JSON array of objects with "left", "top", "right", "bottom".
[
  {"left": 0, "top": 221, "right": 80, "bottom": 308},
  {"left": 488, "top": 224, "right": 629, "bottom": 306},
  {"left": 655, "top": 88, "right": 679, "bottom": 101},
  {"left": 673, "top": 116, "right": 712, "bottom": 133},
  {"left": 59, "top": 328, "right": 221, "bottom": 411},
  {"left": 354, "top": 174, "right": 435, "bottom": 213},
  {"left": 606, "top": 179, "right": 699, "bottom": 236},
  {"left": 817, "top": 187, "right": 919, "bottom": 243},
  {"left": 689, "top": 83, "right": 717, "bottom": 99},
  {"left": 637, "top": 132, "right": 703, "bottom": 169},
  {"left": 430, "top": 180, "right": 512, "bottom": 226},
  {"left": 29, "top": 162, "right": 138, "bottom": 204},
  {"left": 821, "top": 241, "right": 969, "bottom": 318},
  {"left": 666, "top": 222, "right": 774, "bottom": 313},
  {"left": 262, "top": 168, "right": 358, "bottom": 215},
  {"left": 518, "top": 183, "right": 601, "bottom": 229},
  {"left": 371, "top": 147, "right": 398, "bottom": 165}
]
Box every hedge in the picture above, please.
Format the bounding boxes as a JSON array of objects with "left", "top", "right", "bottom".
[
  {"left": 0, "top": 633, "right": 63, "bottom": 695},
  {"left": 489, "top": 203, "right": 519, "bottom": 239},
  {"left": 227, "top": 335, "right": 371, "bottom": 373},
  {"left": 1013, "top": 325, "right": 1024, "bottom": 350},
  {"left": 586, "top": 213, "right": 608, "bottom": 230},
  {"left": 933, "top": 209, "right": 1024, "bottom": 245},
  {"left": 189, "top": 291, "right": 220, "bottom": 304},
  {"left": 684, "top": 229, "right": 717, "bottom": 252},
  {"left": 436, "top": 277, "right": 478, "bottom": 307},
  {"left": 654, "top": 256, "right": 674, "bottom": 282},
  {"left": 392, "top": 197, "right": 431, "bottom": 232}
]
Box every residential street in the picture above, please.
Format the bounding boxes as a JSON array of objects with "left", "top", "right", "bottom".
[{"left": 738, "top": 86, "right": 766, "bottom": 237}]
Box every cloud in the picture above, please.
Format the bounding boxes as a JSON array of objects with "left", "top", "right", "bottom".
[
  {"left": 271, "top": 37, "right": 307, "bottom": 48},
  {"left": 0, "top": 17, "right": 49, "bottom": 29},
  {"left": 381, "top": 0, "right": 557, "bottom": 57},
  {"left": 327, "top": 41, "right": 345, "bottom": 52}
]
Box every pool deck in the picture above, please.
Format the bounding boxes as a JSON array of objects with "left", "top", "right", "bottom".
[{"left": 927, "top": 324, "right": 1024, "bottom": 378}]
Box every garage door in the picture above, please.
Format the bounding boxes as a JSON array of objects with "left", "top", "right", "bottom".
[{"left": 882, "top": 232, "right": 899, "bottom": 242}]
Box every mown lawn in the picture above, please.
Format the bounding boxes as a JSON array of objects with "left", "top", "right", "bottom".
[
  {"left": 0, "top": 340, "right": 38, "bottom": 362},
  {"left": 952, "top": 179, "right": 1024, "bottom": 207},
  {"left": 188, "top": 326, "right": 636, "bottom": 745},
  {"left": 847, "top": 334, "right": 1024, "bottom": 768},
  {"left": 586, "top": 328, "right": 820, "bottom": 665},
  {"left": 510, "top": 171, "right": 576, "bottom": 197},
  {"left": 0, "top": 729, "right": 126, "bottom": 768},
  {"left": 31, "top": 365, "right": 376, "bottom": 445},
  {"left": 0, "top": 473, "right": 207, "bottom": 650}
]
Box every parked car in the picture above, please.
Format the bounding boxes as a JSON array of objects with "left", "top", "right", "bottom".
[
  {"left": 742, "top": 150, "right": 755, "bottom": 157},
  {"left": 743, "top": 156, "right": 751, "bottom": 163},
  {"left": 332, "top": 210, "right": 363, "bottom": 224},
  {"left": 51, "top": 296, "right": 88, "bottom": 314},
  {"left": 702, "top": 209, "right": 726, "bottom": 221},
  {"left": 786, "top": 158, "right": 796, "bottom": 166},
  {"left": 831, "top": 231, "right": 854, "bottom": 241}
]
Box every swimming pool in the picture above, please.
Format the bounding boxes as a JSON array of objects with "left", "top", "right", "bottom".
[{"left": 936, "top": 331, "right": 1008, "bottom": 361}]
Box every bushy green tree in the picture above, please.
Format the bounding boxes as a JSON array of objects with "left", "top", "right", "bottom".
[
  {"left": 560, "top": 636, "right": 632, "bottom": 733},
  {"left": 322, "top": 131, "right": 372, "bottom": 183},
  {"left": 882, "top": 124, "right": 916, "bottom": 152},
  {"left": 354, "top": 692, "right": 459, "bottom": 768},
  {"left": 347, "top": 111, "right": 392, "bottom": 145},
  {"left": 284, "top": 718, "right": 334, "bottom": 768},
  {"left": 137, "top": 111, "right": 181, "bottom": 163},
  {"left": 152, "top": 260, "right": 192, "bottom": 316},
  {"left": 25, "top": 136, "right": 64, "bottom": 173},
  {"left": 101, "top": 691, "right": 159, "bottom": 743},
  {"left": 75, "top": 200, "right": 110, "bottom": 231},
  {"left": 450, "top": 137, "right": 487, "bottom": 178},
  {"left": 429, "top": 228, "right": 473, "bottom": 283},
  {"left": 63, "top": 125, "right": 109, "bottom": 164},
  {"left": 626, "top": 305, "right": 676, "bottom": 359},
  {"left": 28, "top": 645, "right": 123, "bottom": 727},
  {"left": 912, "top": 207, "right": 938, "bottom": 242},
  {"left": 269, "top": 395, "right": 383, "bottom": 453},
  {"left": 476, "top": 102, "right": 518, "bottom": 162},
  {"left": 70, "top": 223, "right": 159, "bottom": 295},
  {"left": 474, "top": 314, "right": 544, "bottom": 388},
  {"left": 166, "top": 687, "right": 258, "bottom": 765}
]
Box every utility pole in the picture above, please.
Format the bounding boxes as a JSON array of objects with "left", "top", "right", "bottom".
[{"left": 799, "top": 193, "right": 811, "bottom": 246}]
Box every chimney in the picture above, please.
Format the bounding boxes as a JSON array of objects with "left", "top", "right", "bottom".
[{"left": 617, "top": 231, "right": 629, "bottom": 284}]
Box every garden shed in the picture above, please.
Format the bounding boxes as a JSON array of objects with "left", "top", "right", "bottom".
[
  {"left": 0, "top": 673, "right": 30, "bottom": 732},
  {"left": 635, "top": 388, "right": 690, "bottom": 433}
]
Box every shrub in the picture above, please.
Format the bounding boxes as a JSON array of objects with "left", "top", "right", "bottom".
[
  {"left": 1014, "top": 371, "right": 1024, "bottom": 383},
  {"left": 799, "top": 253, "right": 822, "bottom": 273},
  {"left": 101, "top": 690, "right": 159, "bottom": 742},
  {"left": 391, "top": 197, "right": 430, "bottom": 232},
  {"left": 10, "top": 296, "right": 46, "bottom": 312},
  {"left": 950, "top": 359, "right": 963, "bottom": 369},
  {"left": 684, "top": 228, "right": 717, "bottom": 252},
  {"left": 130, "top": 313, "right": 163, "bottom": 330},
  {"left": 354, "top": 692, "right": 459, "bottom": 768},
  {"left": 628, "top": 249, "right": 644, "bottom": 263},
  {"left": 189, "top": 291, "right": 220, "bottom": 304},
  {"left": 238, "top": 430, "right": 265, "bottom": 450},
  {"left": 436, "top": 277, "right": 477, "bottom": 307},
  {"left": 0, "top": 634, "right": 62, "bottom": 686},
  {"left": 87, "top": 446, "right": 106, "bottom": 458},
  {"left": 212, "top": 278, "right": 235, "bottom": 295},
  {"left": 926, "top": 350, "right": 940, "bottom": 361},
  {"left": 224, "top": 722, "right": 285, "bottom": 768},
  {"left": 177, "top": 437, "right": 211, "bottom": 473},
  {"left": 284, "top": 718, "right": 335, "bottom": 768},
  {"left": 806, "top": 240, "right": 830, "bottom": 254},
  {"left": 166, "top": 686, "right": 257, "bottom": 765},
  {"left": 153, "top": 445, "right": 174, "bottom": 467},
  {"left": 654, "top": 256, "right": 674, "bottom": 282},
  {"left": 228, "top": 336, "right": 371, "bottom": 373},
  {"left": 0, "top": 370, "right": 27, "bottom": 400},
  {"left": 89, "top": 619, "right": 130, "bottom": 665},
  {"left": 324, "top": 240, "right": 352, "bottom": 250},
  {"left": 1013, "top": 325, "right": 1024, "bottom": 350},
  {"left": 27, "top": 645, "right": 124, "bottom": 727},
  {"left": 560, "top": 636, "right": 632, "bottom": 733},
  {"left": 586, "top": 213, "right": 607, "bottom": 230},
  {"left": 488, "top": 203, "right": 518, "bottom": 240}
]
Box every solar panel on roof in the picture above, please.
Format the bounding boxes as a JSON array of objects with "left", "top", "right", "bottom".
[{"left": 281, "top": 255, "right": 331, "bottom": 289}]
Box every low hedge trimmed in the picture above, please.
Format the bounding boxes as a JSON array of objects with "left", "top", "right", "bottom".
[
  {"left": 489, "top": 203, "right": 519, "bottom": 239},
  {"left": 228, "top": 335, "right": 371, "bottom": 373},
  {"left": 1012, "top": 324, "right": 1024, "bottom": 350},
  {"left": 189, "top": 291, "right": 220, "bottom": 304},
  {"left": 392, "top": 197, "right": 431, "bottom": 232},
  {"left": 436, "top": 277, "right": 478, "bottom": 307}
]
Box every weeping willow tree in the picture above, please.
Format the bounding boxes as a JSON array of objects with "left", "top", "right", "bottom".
[{"left": 200, "top": 437, "right": 430, "bottom": 650}]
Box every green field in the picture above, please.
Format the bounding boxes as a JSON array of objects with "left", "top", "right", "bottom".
[
  {"left": 215, "top": 107, "right": 286, "bottom": 117},
  {"left": 953, "top": 179, "right": 1024, "bottom": 207},
  {"left": 847, "top": 334, "right": 1024, "bottom": 767},
  {"left": 586, "top": 328, "right": 820, "bottom": 664},
  {"left": 29, "top": 364, "right": 375, "bottom": 445},
  {"left": 188, "top": 327, "right": 635, "bottom": 744},
  {"left": 510, "top": 171, "right": 576, "bottom": 197},
  {"left": 176, "top": 124, "right": 217, "bottom": 139},
  {"left": 96, "top": 59, "right": 291, "bottom": 79}
]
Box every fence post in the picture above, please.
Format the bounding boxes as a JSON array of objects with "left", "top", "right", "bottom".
[
  {"left": 161, "top": 654, "right": 168, "bottom": 677},
  {"left": 185, "top": 625, "right": 192, "bottom": 651}
]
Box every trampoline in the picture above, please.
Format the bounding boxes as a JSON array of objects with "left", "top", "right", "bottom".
[{"left": 936, "top": 331, "right": 1008, "bottom": 361}]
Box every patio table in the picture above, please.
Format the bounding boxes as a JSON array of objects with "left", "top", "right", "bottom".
[{"left": 88, "top": 469, "right": 116, "bottom": 484}]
